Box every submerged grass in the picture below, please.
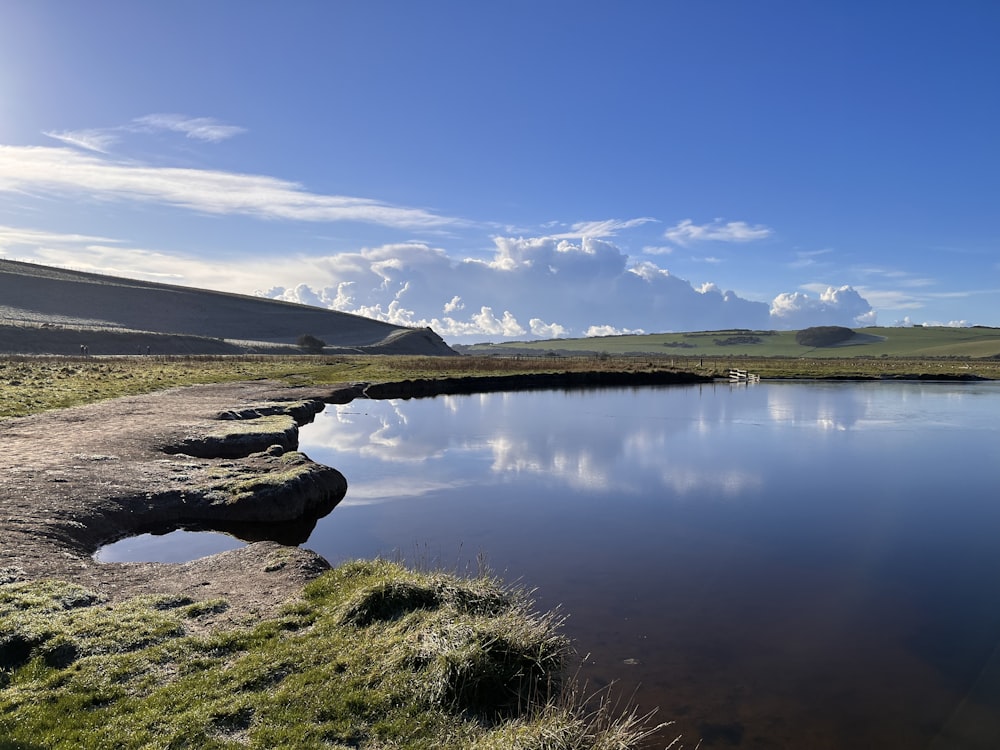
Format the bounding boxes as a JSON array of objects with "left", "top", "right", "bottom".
[{"left": 0, "top": 560, "right": 670, "bottom": 749}]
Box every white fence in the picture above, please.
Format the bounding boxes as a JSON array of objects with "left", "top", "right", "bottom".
[{"left": 729, "top": 368, "right": 761, "bottom": 384}]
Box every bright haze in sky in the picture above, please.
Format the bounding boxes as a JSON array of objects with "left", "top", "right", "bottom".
[{"left": 1, "top": 2, "right": 998, "bottom": 343}]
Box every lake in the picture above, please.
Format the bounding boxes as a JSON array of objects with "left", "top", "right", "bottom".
[{"left": 100, "top": 381, "right": 1000, "bottom": 749}]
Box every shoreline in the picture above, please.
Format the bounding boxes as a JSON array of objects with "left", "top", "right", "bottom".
[{"left": 0, "top": 369, "right": 712, "bottom": 620}]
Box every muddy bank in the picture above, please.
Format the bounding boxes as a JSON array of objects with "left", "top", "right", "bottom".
[{"left": 0, "top": 381, "right": 364, "bottom": 625}]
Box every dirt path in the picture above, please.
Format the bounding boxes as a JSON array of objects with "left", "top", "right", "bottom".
[{"left": 0, "top": 381, "right": 359, "bottom": 626}]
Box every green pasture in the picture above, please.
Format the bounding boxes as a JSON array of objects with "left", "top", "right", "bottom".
[
  {"left": 463, "top": 326, "right": 1000, "bottom": 359},
  {"left": 0, "top": 354, "right": 693, "bottom": 420},
  {"left": 2, "top": 340, "right": 1000, "bottom": 421}
]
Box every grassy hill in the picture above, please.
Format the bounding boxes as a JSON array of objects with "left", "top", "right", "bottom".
[
  {"left": 459, "top": 326, "right": 1000, "bottom": 359},
  {"left": 0, "top": 259, "right": 455, "bottom": 356}
]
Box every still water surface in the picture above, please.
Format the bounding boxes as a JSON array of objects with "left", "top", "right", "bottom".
[{"left": 101, "top": 382, "right": 1000, "bottom": 748}]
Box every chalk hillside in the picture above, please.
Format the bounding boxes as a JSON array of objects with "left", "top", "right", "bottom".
[{"left": 0, "top": 259, "right": 456, "bottom": 356}]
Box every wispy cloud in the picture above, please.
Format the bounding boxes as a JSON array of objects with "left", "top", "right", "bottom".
[
  {"left": 854, "top": 266, "right": 936, "bottom": 288},
  {"left": 788, "top": 248, "right": 833, "bottom": 269},
  {"left": 925, "top": 288, "right": 1000, "bottom": 299},
  {"left": 0, "top": 224, "right": 327, "bottom": 290},
  {"left": 0, "top": 225, "right": 121, "bottom": 248},
  {"left": 854, "top": 287, "right": 925, "bottom": 310},
  {"left": 848, "top": 267, "right": 943, "bottom": 310},
  {"left": 131, "top": 114, "right": 246, "bottom": 142},
  {"left": 664, "top": 218, "right": 773, "bottom": 245},
  {"left": 863, "top": 285, "right": 1000, "bottom": 312},
  {"left": 42, "top": 113, "right": 245, "bottom": 155},
  {"left": 43, "top": 129, "right": 119, "bottom": 153},
  {"left": 0, "top": 146, "right": 456, "bottom": 229},
  {"left": 551, "top": 217, "right": 658, "bottom": 239}
]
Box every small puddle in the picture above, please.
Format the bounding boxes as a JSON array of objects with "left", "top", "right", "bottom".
[
  {"left": 95, "top": 529, "right": 245, "bottom": 563},
  {"left": 94, "top": 515, "right": 324, "bottom": 564}
]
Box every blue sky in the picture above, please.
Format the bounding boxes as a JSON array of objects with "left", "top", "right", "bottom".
[{"left": 1, "top": 1, "right": 998, "bottom": 343}]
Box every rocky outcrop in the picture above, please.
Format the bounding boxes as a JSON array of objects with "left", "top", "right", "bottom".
[
  {"left": 0, "top": 382, "right": 350, "bottom": 621},
  {"left": 162, "top": 399, "right": 329, "bottom": 458}
]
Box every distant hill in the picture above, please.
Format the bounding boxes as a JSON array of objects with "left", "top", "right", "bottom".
[
  {"left": 0, "top": 259, "right": 456, "bottom": 356},
  {"left": 458, "top": 326, "right": 1000, "bottom": 359}
]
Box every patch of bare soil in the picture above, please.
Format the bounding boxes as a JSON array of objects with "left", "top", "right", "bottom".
[{"left": 0, "top": 381, "right": 361, "bottom": 627}]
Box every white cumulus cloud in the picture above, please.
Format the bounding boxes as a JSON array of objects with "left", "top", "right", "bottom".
[
  {"left": 530, "top": 319, "right": 569, "bottom": 338},
  {"left": 770, "top": 285, "right": 876, "bottom": 328},
  {"left": 258, "top": 236, "right": 777, "bottom": 342},
  {"left": 586, "top": 325, "right": 646, "bottom": 337},
  {"left": 3, "top": 219, "right": 880, "bottom": 344}
]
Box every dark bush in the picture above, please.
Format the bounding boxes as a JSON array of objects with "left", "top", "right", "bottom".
[
  {"left": 795, "top": 326, "right": 855, "bottom": 347},
  {"left": 296, "top": 334, "right": 326, "bottom": 354}
]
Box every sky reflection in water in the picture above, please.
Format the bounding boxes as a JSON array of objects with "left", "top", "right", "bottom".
[
  {"left": 96, "top": 381, "right": 1000, "bottom": 747},
  {"left": 301, "top": 382, "right": 1000, "bottom": 749}
]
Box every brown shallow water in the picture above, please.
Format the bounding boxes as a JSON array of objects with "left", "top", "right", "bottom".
[{"left": 102, "top": 382, "right": 1000, "bottom": 748}]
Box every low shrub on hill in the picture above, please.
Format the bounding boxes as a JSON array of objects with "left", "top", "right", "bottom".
[
  {"left": 795, "top": 326, "right": 855, "bottom": 347},
  {"left": 714, "top": 335, "right": 763, "bottom": 346},
  {"left": 296, "top": 334, "right": 326, "bottom": 354}
]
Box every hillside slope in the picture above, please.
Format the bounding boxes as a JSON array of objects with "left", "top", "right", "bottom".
[
  {"left": 460, "top": 326, "right": 1000, "bottom": 359},
  {"left": 0, "top": 259, "right": 456, "bottom": 356}
]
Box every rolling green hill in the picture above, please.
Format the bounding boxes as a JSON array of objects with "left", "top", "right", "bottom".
[{"left": 460, "top": 326, "right": 1000, "bottom": 359}]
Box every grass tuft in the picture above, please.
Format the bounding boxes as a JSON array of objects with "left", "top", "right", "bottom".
[
  {"left": 413, "top": 608, "right": 569, "bottom": 717},
  {"left": 0, "top": 560, "right": 669, "bottom": 748}
]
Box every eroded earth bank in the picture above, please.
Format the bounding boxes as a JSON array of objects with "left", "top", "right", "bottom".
[{"left": 0, "top": 381, "right": 360, "bottom": 625}]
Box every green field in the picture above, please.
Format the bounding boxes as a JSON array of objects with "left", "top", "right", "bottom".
[
  {"left": 460, "top": 326, "right": 1000, "bottom": 359},
  {"left": 0, "top": 354, "right": 712, "bottom": 420},
  {"left": 2, "top": 340, "right": 1000, "bottom": 421}
]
